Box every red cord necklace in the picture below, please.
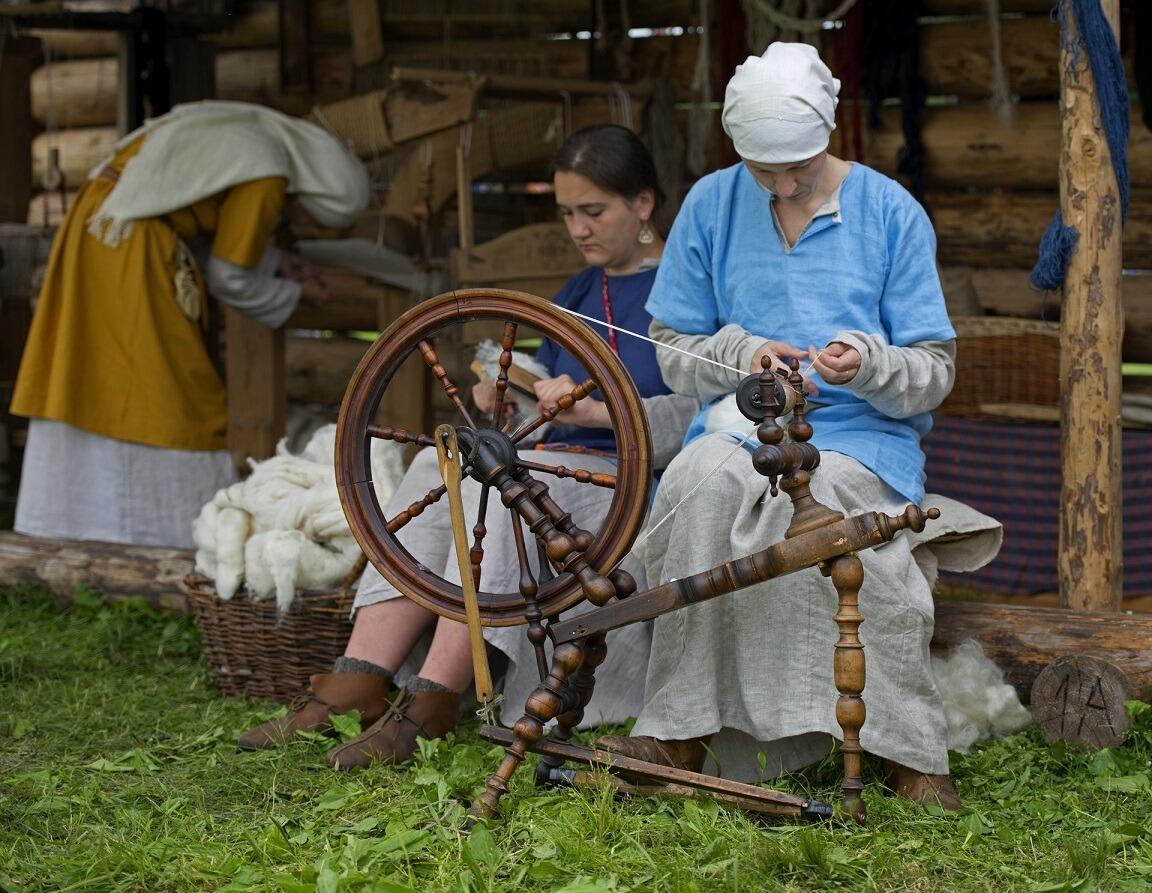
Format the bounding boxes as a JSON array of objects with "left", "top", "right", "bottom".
[{"left": 600, "top": 269, "right": 619, "bottom": 354}]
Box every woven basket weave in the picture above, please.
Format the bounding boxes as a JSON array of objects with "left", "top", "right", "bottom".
[
  {"left": 182, "top": 557, "right": 365, "bottom": 703},
  {"left": 939, "top": 316, "right": 1061, "bottom": 417}
]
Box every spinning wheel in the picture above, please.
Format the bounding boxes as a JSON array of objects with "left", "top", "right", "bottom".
[
  {"left": 335, "top": 288, "right": 652, "bottom": 627},
  {"left": 336, "top": 286, "right": 941, "bottom": 826}
]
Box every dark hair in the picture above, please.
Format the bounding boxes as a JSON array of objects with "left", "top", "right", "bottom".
[{"left": 552, "top": 124, "right": 665, "bottom": 213}]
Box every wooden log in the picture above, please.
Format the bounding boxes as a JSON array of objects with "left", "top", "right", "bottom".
[
  {"left": 920, "top": 15, "right": 1058, "bottom": 100},
  {"left": 0, "top": 530, "right": 193, "bottom": 614},
  {"left": 386, "top": 37, "right": 589, "bottom": 82},
  {"left": 286, "top": 334, "right": 370, "bottom": 406},
  {"left": 930, "top": 601, "right": 1152, "bottom": 703},
  {"left": 31, "top": 127, "right": 118, "bottom": 190},
  {"left": 285, "top": 267, "right": 400, "bottom": 330},
  {"left": 1057, "top": 0, "right": 1122, "bottom": 612},
  {"left": 931, "top": 191, "right": 1152, "bottom": 269},
  {"left": 30, "top": 48, "right": 352, "bottom": 127},
  {"left": 1031, "top": 654, "right": 1132, "bottom": 750},
  {"left": 938, "top": 266, "right": 1152, "bottom": 364},
  {"left": 865, "top": 102, "right": 1152, "bottom": 190},
  {"left": 922, "top": 0, "right": 1059, "bottom": 11},
  {"left": 28, "top": 1, "right": 279, "bottom": 58},
  {"left": 311, "top": 0, "right": 696, "bottom": 40}
]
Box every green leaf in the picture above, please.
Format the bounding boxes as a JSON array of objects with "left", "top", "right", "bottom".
[
  {"left": 329, "top": 710, "right": 362, "bottom": 740},
  {"left": 1097, "top": 774, "right": 1150, "bottom": 794}
]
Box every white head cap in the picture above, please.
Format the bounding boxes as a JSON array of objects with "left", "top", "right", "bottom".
[{"left": 722, "top": 42, "right": 840, "bottom": 164}]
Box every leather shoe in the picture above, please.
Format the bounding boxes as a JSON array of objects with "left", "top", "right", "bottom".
[
  {"left": 594, "top": 734, "right": 707, "bottom": 774},
  {"left": 237, "top": 672, "right": 393, "bottom": 750},
  {"left": 882, "top": 759, "right": 964, "bottom": 811},
  {"left": 326, "top": 686, "right": 461, "bottom": 769}
]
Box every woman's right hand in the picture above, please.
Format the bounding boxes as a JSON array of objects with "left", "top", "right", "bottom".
[
  {"left": 472, "top": 381, "right": 517, "bottom": 421},
  {"left": 749, "top": 340, "right": 808, "bottom": 374}
]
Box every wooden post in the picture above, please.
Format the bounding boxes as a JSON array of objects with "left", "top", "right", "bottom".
[
  {"left": 1058, "top": 0, "right": 1123, "bottom": 612},
  {"left": 347, "top": 0, "right": 384, "bottom": 67},
  {"left": 0, "top": 38, "right": 37, "bottom": 224},
  {"left": 225, "top": 307, "right": 285, "bottom": 471},
  {"left": 375, "top": 293, "right": 429, "bottom": 437},
  {"left": 455, "top": 125, "right": 475, "bottom": 253}
]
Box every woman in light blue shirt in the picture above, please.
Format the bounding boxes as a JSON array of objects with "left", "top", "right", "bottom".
[{"left": 597, "top": 42, "right": 1000, "bottom": 812}]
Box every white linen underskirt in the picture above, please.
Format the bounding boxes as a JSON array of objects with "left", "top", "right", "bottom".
[{"left": 14, "top": 418, "right": 238, "bottom": 549}]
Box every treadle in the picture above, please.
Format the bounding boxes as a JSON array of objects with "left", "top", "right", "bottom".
[{"left": 477, "top": 725, "right": 833, "bottom": 820}]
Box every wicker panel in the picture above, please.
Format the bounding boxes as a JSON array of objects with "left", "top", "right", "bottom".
[
  {"left": 183, "top": 576, "right": 356, "bottom": 703},
  {"left": 939, "top": 316, "right": 1061, "bottom": 417}
]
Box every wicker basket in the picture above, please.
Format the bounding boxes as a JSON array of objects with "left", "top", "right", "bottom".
[
  {"left": 182, "top": 559, "right": 364, "bottom": 703},
  {"left": 939, "top": 316, "right": 1062, "bottom": 418}
]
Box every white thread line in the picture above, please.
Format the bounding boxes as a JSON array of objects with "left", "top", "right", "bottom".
[
  {"left": 551, "top": 305, "right": 746, "bottom": 376},
  {"left": 631, "top": 425, "right": 759, "bottom": 555}
]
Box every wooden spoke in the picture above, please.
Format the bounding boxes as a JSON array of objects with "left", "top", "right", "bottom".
[
  {"left": 511, "top": 377, "right": 598, "bottom": 444},
  {"left": 516, "top": 458, "right": 617, "bottom": 490},
  {"left": 509, "top": 508, "right": 549, "bottom": 681},
  {"left": 468, "top": 485, "right": 491, "bottom": 590},
  {"left": 367, "top": 424, "right": 436, "bottom": 448},
  {"left": 385, "top": 484, "right": 447, "bottom": 534},
  {"left": 490, "top": 321, "right": 518, "bottom": 430},
  {"left": 418, "top": 338, "right": 480, "bottom": 430}
]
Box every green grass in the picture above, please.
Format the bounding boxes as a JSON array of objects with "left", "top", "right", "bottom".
[{"left": 2, "top": 585, "right": 1152, "bottom": 893}]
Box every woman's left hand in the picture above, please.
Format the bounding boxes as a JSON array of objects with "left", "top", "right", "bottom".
[
  {"left": 810, "top": 341, "right": 861, "bottom": 384},
  {"left": 533, "top": 374, "right": 611, "bottom": 428},
  {"left": 278, "top": 252, "right": 330, "bottom": 292}
]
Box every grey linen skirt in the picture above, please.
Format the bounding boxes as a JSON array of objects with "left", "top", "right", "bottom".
[{"left": 630, "top": 434, "right": 1003, "bottom": 781}]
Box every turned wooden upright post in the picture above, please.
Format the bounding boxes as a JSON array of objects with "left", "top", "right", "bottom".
[{"left": 1058, "top": 0, "right": 1123, "bottom": 612}]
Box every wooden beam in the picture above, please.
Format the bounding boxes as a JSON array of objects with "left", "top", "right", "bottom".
[
  {"left": 225, "top": 307, "right": 285, "bottom": 471},
  {"left": 931, "top": 601, "right": 1152, "bottom": 703},
  {"left": 0, "top": 530, "right": 193, "bottom": 614},
  {"left": 1057, "top": 0, "right": 1123, "bottom": 612}
]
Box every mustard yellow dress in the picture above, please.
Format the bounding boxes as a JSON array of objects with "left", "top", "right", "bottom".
[{"left": 12, "top": 139, "right": 295, "bottom": 547}]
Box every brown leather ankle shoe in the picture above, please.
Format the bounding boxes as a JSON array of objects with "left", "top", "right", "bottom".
[
  {"left": 325, "top": 687, "right": 461, "bottom": 770},
  {"left": 594, "top": 735, "right": 707, "bottom": 774},
  {"left": 882, "top": 759, "right": 964, "bottom": 811},
  {"left": 237, "top": 672, "right": 393, "bottom": 750}
]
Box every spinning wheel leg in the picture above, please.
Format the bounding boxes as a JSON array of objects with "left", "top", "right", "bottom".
[
  {"left": 468, "top": 641, "right": 585, "bottom": 823},
  {"left": 827, "top": 553, "right": 866, "bottom": 820},
  {"left": 535, "top": 632, "right": 609, "bottom": 785}
]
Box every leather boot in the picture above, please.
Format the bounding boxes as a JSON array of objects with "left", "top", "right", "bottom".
[
  {"left": 325, "top": 686, "right": 461, "bottom": 769},
  {"left": 594, "top": 734, "right": 707, "bottom": 774},
  {"left": 237, "top": 672, "right": 393, "bottom": 750},
  {"left": 882, "top": 759, "right": 964, "bottom": 811}
]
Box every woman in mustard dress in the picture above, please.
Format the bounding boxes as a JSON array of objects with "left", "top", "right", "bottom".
[{"left": 11, "top": 101, "right": 368, "bottom": 548}]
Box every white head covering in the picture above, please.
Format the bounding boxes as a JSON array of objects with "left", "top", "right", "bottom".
[
  {"left": 722, "top": 42, "right": 840, "bottom": 164},
  {"left": 87, "top": 101, "right": 369, "bottom": 246}
]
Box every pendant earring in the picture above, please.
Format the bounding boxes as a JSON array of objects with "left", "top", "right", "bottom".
[{"left": 638, "top": 221, "right": 655, "bottom": 245}]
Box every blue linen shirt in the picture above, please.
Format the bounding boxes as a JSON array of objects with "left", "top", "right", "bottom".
[
  {"left": 536, "top": 265, "right": 671, "bottom": 453},
  {"left": 645, "top": 162, "right": 955, "bottom": 502}
]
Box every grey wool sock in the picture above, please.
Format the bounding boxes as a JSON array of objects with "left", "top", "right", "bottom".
[
  {"left": 405, "top": 675, "right": 454, "bottom": 694},
  {"left": 332, "top": 656, "right": 394, "bottom": 681}
]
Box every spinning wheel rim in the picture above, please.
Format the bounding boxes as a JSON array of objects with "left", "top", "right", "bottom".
[{"left": 335, "top": 288, "right": 653, "bottom": 627}]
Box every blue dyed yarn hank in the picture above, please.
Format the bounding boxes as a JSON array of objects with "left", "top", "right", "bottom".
[{"left": 1029, "top": 0, "right": 1130, "bottom": 291}]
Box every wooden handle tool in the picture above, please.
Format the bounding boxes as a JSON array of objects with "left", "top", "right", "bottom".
[{"left": 433, "top": 424, "right": 495, "bottom": 704}]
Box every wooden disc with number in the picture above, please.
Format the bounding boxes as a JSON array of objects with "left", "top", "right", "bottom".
[{"left": 1030, "top": 654, "right": 1132, "bottom": 750}]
